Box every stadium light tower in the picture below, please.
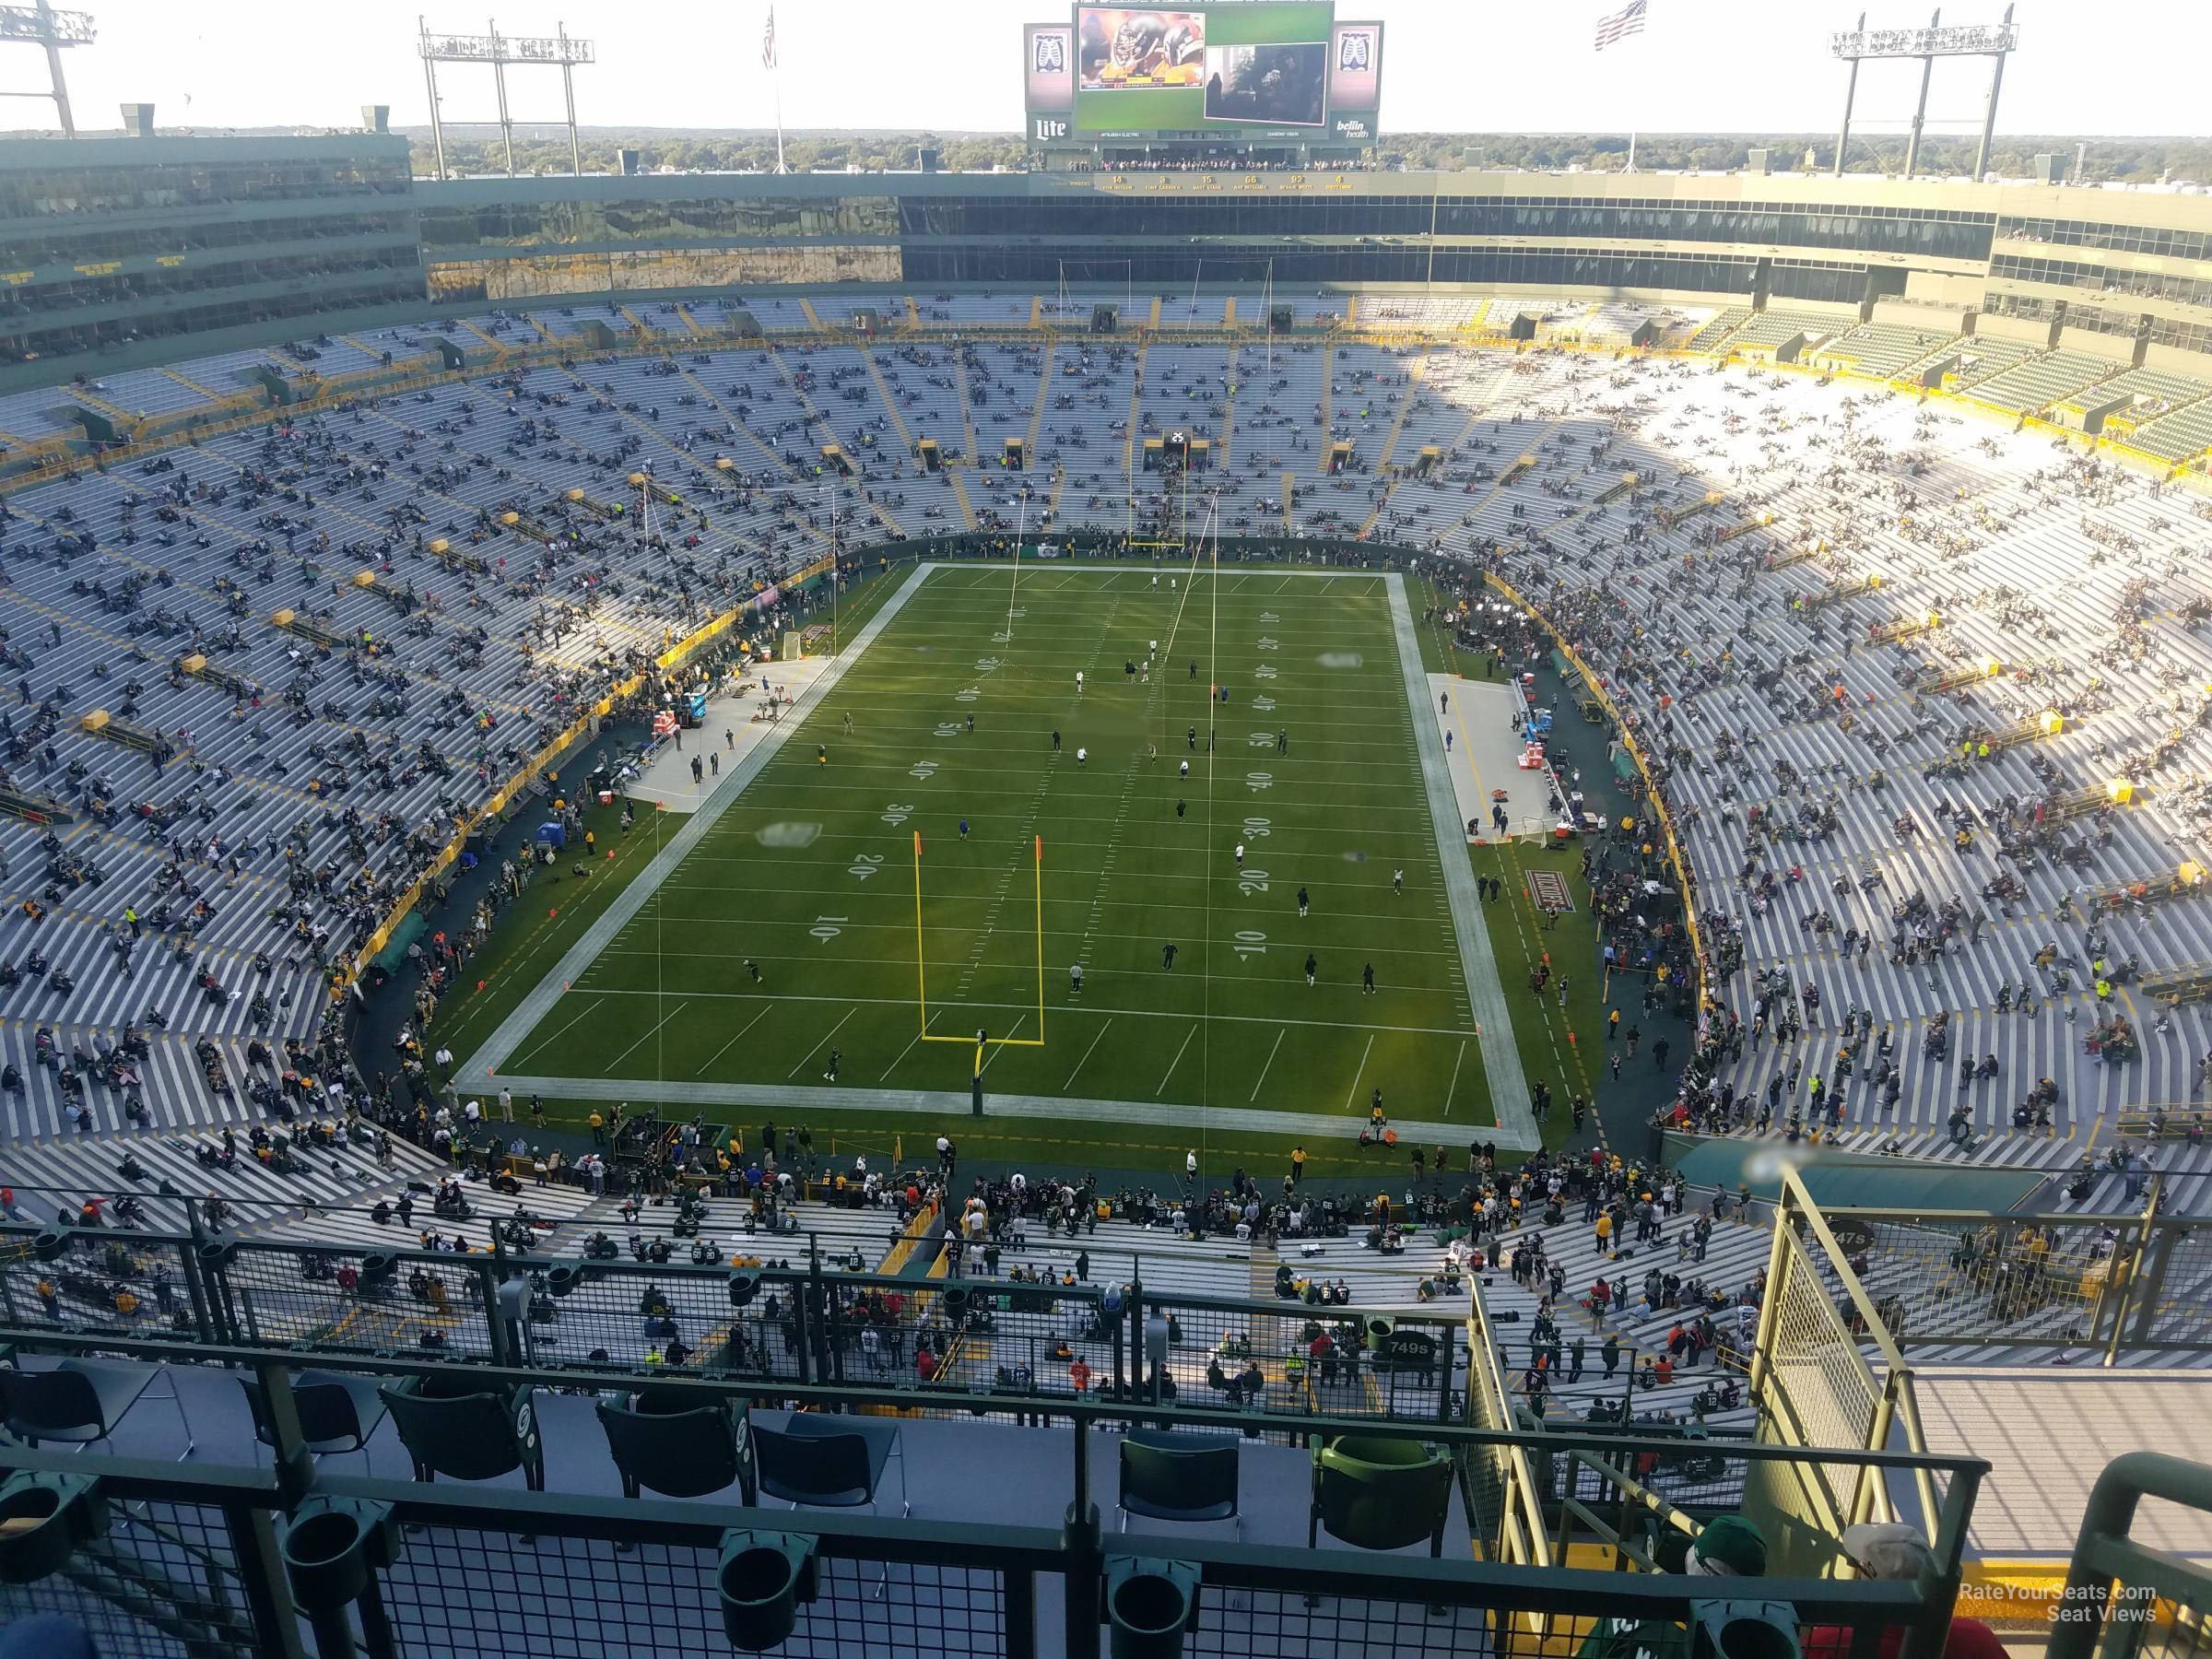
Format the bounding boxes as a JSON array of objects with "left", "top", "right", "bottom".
[
  {"left": 418, "top": 17, "right": 594, "bottom": 180},
  {"left": 0, "top": 0, "right": 96, "bottom": 136},
  {"left": 1830, "top": 5, "right": 2018, "bottom": 182}
]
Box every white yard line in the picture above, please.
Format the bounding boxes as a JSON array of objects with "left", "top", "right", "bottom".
[
  {"left": 603, "top": 999, "right": 692, "bottom": 1073},
  {"left": 1443, "top": 1039, "right": 1467, "bottom": 1116},
  {"left": 877, "top": 1008, "right": 937, "bottom": 1080},
  {"left": 1249, "top": 1027, "right": 1287, "bottom": 1102},
  {"left": 600, "top": 930, "right": 1463, "bottom": 963},
  {"left": 1341, "top": 1034, "right": 1376, "bottom": 1111},
  {"left": 1156, "top": 1022, "right": 1199, "bottom": 1097},
  {"left": 693, "top": 1002, "right": 773, "bottom": 1077},
  {"left": 498, "top": 993, "right": 605, "bottom": 1074},
  {"left": 1063, "top": 1018, "right": 1113, "bottom": 1090},
  {"left": 787, "top": 1006, "right": 859, "bottom": 1078},
  {"left": 979, "top": 1015, "right": 1030, "bottom": 1077},
  {"left": 573, "top": 983, "right": 1479, "bottom": 1039}
]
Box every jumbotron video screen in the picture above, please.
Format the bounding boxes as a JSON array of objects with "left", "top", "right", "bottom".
[{"left": 1023, "top": 4, "right": 1382, "bottom": 145}]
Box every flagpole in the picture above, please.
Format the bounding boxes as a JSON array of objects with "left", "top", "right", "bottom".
[
  {"left": 766, "top": 5, "right": 786, "bottom": 175},
  {"left": 1595, "top": 0, "right": 1646, "bottom": 174}
]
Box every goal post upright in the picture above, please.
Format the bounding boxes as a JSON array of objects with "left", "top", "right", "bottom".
[
  {"left": 913, "top": 829, "right": 928, "bottom": 1034},
  {"left": 1034, "top": 832, "right": 1045, "bottom": 1041}
]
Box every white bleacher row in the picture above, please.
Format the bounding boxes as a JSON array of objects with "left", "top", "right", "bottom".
[
  {"left": 0, "top": 1120, "right": 445, "bottom": 1234},
  {"left": 0, "top": 1030, "right": 307, "bottom": 1138},
  {"left": 1790, "top": 1122, "right": 2212, "bottom": 1215},
  {"left": 1940, "top": 334, "right": 2041, "bottom": 387},
  {"left": 1475, "top": 1205, "right": 1773, "bottom": 1430},
  {"left": 558, "top": 1185, "right": 1475, "bottom": 1311},
  {"left": 561, "top": 1181, "right": 899, "bottom": 1269},
  {"left": 1724, "top": 310, "right": 1841, "bottom": 354},
  {"left": 253, "top": 1164, "right": 602, "bottom": 1257},
  {"left": 947, "top": 1212, "right": 1462, "bottom": 1309},
  {"left": 1688, "top": 308, "right": 1752, "bottom": 352}
]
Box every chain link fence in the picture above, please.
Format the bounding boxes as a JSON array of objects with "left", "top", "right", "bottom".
[{"left": 1803, "top": 1205, "right": 2212, "bottom": 1357}]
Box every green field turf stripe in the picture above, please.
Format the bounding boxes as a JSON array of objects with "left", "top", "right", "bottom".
[{"left": 553, "top": 984, "right": 1483, "bottom": 1040}]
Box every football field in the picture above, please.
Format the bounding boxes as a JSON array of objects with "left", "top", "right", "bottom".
[{"left": 474, "top": 561, "right": 1521, "bottom": 1147}]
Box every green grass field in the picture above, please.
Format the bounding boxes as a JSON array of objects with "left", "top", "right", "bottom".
[{"left": 487, "top": 563, "right": 1498, "bottom": 1137}]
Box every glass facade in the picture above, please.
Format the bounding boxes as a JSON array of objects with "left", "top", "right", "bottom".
[
  {"left": 897, "top": 239, "right": 1865, "bottom": 297},
  {"left": 1997, "top": 217, "right": 2212, "bottom": 264},
  {"left": 1983, "top": 290, "right": 2129, "bottom": 337},
  {"left": 0, "top": 154, "right": 409, "bottom": 219},
  {"left": 418, "top": 196, "right": 900, "bottom": 252},
  {"left": 3, "top": 266, "right": 425, "bottom": 363},
  {"left": 1990, "top": 253, "right": 2212, "bottom": 312},
  {"left": 2151, "top": 315, "right": 2212, "bottom": 356},
  {"left": 5, "top": 248, "right": 418, "bottom": 314},
  {"left": 426, "top": 243, "right": 904, "bottom": 305},
  {"left": 0, "top": 142, "right": 420, "bottom": 369},
  {"left": 894, "top": 194, "right": 1994, "bottom": 260},
  {"left": 1434, "top": 199, "right": 1991, "bottom": 258},
  {"left": 1, "top": 209, "right": 413, "bottom": 273},
  {"left": 10, "top": 159, "right": 2212, "bottom": 375}
]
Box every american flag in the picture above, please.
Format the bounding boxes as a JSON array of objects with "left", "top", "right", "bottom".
[
  {"left": 1594, "top": 0, "right": 1647, "bottom": 49},
  {"left": 761, "top": 6, "right": 777, "bottom": 71}
]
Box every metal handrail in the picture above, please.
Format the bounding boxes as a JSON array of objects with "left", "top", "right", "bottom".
[
  {"left": 2048, "top": 1452, "right": 2212, "bottom": 1659},
  {"left": 0, "top": 1321, "right": 1987, "bottom": 1484},
  {"left": 0, "top": 1308, "right": 1992, "bottom": 1657},
  {"left": 0, "top": 1429, "right": 1956, "bottom": 1658},
  {"left": 1463, "top": 1282, "right": 1557, "bottom": 1574}
]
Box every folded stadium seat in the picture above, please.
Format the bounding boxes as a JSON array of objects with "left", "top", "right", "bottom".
[
  {"left": 596, "top": 1387, "right": 749, "bottom": 1501},
  {"left": 0, "top": 1358, "right": 194, "bottom": 1460},
  {"left": 1307, "top": 1434, "right": 1452, "bottom": 1556},
  {"left": 1118, "top": 1430, "right": 1241, "bottom": 1535},
  {"left": 239, "top": 1369, "right": 388, "bottom": 1469},
  {"left": 378, "top": 1375, "right": 544, "bottom": 1491},
  {"left": 751, "top": 1411, "right": 907, "bottom": 1517}
]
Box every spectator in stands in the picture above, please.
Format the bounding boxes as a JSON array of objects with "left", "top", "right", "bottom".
[
  {"left": 1804, "top": 1523, "right": 2004, "bottom": 1659},
  {"left": 1578, "top": 1515, "right": 1767, "bottom": 1659}
]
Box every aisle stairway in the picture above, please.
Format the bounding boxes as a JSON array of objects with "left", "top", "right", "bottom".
[{"left": 1473, "top": 1200, "right": 1772, "bottom": 1430}]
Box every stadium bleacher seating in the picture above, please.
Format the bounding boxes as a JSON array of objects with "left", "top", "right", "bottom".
[
  {"left": 1941, "top": 333, "right": 2039, "bottom": 387},
  {"left": 0, "top": 291, "right": 2207, "bottom": 1273},
  {"left": 2132, "top": 390, "right": 2212, "bottom": 463},
  {"left": 1719, "top": 309, "right": 1844, "bottom": 359},
  {"left": 1961, "top": 348, "right": 2117, "bottom": 414},
  {"left": 1686, "top": 306, "right": 1752, "bottom": 352},
  {"left": 1810, "top": 323, "right": 1963, "bottom": 381}
]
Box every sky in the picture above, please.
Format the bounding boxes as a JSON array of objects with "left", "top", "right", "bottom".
[{"left": 20, "top": 0, "right": 2211, "bottom": 140}]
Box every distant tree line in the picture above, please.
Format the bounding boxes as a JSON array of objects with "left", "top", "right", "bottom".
[{"left": 405, "top": 129, "right": 2212, "bottom": 185}]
